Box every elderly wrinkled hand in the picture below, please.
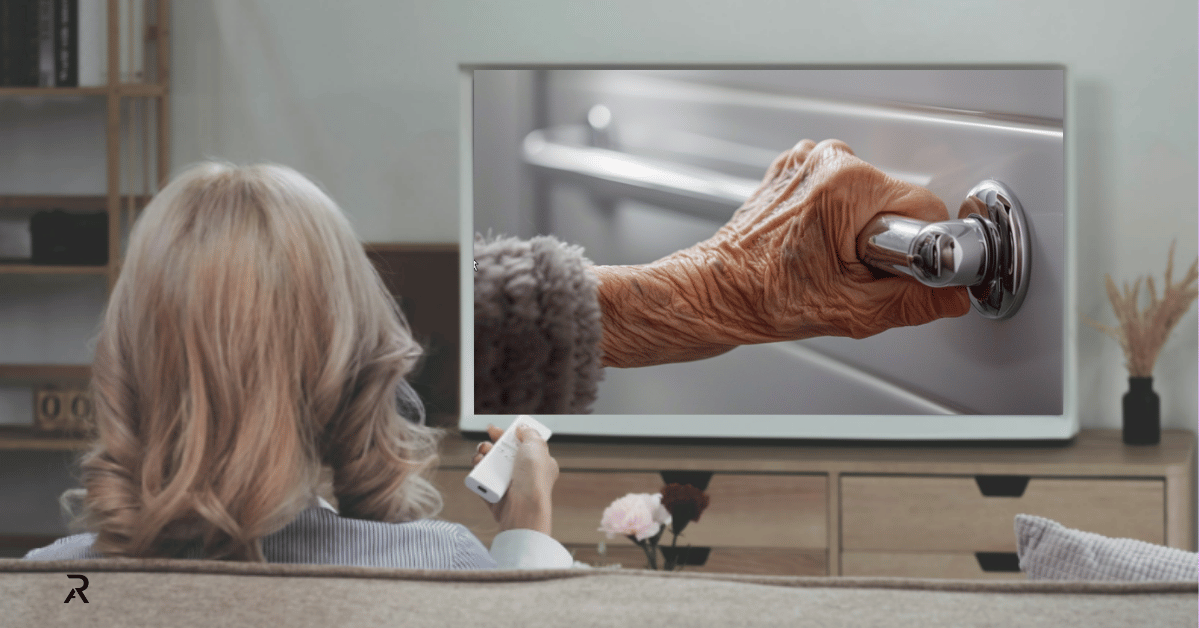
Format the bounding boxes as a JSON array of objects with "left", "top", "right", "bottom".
[{"left": 594, "top": 139, "right": 971, "bottom": 368}]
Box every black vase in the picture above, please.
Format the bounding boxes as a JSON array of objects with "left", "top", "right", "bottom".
[{"left": 1122, "top": 377, "right": 1160, "bottom": 445}]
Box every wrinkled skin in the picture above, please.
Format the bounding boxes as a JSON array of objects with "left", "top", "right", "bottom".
[{"left": 593, "top": 139, "right": 971, "bottom": 369}]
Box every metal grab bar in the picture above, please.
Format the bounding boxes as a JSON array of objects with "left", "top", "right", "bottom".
[
  {"left": 522, "top": 123, "right": 933, "bottom": 222},
  {"left": 522, "top": 126, "right": 762, "bottom": 222}
]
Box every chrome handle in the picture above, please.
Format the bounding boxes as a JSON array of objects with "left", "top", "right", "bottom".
[
  {"left": 859, "top": 215, "right": 992, "bottom": 288},
  {"left": 859, "top": 179, "right": 1032, "bottom": 320}
]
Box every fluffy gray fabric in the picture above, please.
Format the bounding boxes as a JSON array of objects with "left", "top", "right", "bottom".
[{"left": 474, "top": 234, "right": 603, "bottom": 414}]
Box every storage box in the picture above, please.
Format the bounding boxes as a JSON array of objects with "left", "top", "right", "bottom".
[
  {"left": 0, "top": 216, "right": 32, "bottom": 261},
  {"left": 30, "top": 210, "right": 107, "bottom": 265}
]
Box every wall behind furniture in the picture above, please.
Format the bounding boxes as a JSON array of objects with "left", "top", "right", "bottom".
[
  {"left": 4, "top": 0, "right": 1194, "bottom": 546},
  {"left": 172, "top": 0, "right": 1197, "bottom": 431}
]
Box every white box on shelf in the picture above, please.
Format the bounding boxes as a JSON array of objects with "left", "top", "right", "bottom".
[{"left": 0, "top": 218, "right": 32, "bottom": 261}]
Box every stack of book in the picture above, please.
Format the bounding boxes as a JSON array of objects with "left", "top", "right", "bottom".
[{"left": 0, "top": 0, "right": 144, "bottom": 88}]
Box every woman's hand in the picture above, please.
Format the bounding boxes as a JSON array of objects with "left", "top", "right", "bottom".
[
  {"left": 593, "top": 139, "right": 972, "bottom": 368},
  {"left": 471, "top": 424, "right": 559, "bottom": 536}
]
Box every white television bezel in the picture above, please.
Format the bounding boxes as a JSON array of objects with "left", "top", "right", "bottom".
[{"left": 457, "top": 65, "right": 1078, "bottom": 442}]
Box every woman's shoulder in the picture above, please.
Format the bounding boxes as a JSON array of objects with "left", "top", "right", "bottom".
[
  {"left": 288, "top": 506, "right": 480, "bottom": 545},
  {"left": 264, "top": 506, "right": 495, "bottom": 569},
  {"left": 20, "top": 508, "right": 494, "bottom": 568},
  {"left": 23, "top": 533, "right": 101, "bottom": 561}
]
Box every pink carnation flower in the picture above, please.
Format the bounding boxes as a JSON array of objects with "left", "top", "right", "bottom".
[{"left": 598, "top": 493, "right": 672, "bottom": 541}]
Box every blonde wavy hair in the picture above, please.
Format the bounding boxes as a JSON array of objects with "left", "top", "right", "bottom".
[{"left": 68, "top": 162, "right": 443, "bottom": 561}]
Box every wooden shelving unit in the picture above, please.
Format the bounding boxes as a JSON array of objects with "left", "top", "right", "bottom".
[{"left": 1, "top": 0, "right": 170, "bottom": 448}]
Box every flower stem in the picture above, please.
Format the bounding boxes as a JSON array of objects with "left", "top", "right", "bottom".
[{"left": 632, "top": 536, "right": 658, "bottom": 570}]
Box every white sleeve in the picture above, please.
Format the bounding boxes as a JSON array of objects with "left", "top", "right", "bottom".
[{"left": 488, "top": 529, "right": 575, "bottom": 569}]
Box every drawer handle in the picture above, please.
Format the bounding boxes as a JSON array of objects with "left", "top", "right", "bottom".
[
  {"left": 660, "top": 471, "right": 713, "bottom": 491},
  {"left": 974, "top": 475, "right": 1030, "bottom": 497},
  {"left": 975, "top": 552, "right": 1022, "bottom": 573},
  {"left": 660, "top": 546, "right": 711, "bottom": 567}
]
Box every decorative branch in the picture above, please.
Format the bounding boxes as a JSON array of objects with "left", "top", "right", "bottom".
[{"left": 1083, "top": 240, "right": 1198, "bottom": 377}]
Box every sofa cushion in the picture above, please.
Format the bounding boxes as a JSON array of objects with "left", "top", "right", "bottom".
[{"left": 1015, "top": 514, "right": 1198, "bottom": 581}]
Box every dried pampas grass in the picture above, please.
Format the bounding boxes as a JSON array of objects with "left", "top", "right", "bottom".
[{"left": 1084, "top": 240, "right": 1198, "bottom": 377}]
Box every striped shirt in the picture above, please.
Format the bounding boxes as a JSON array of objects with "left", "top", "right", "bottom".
[{"left": 23, "top": 500, "right": 575, "bottom": 569}]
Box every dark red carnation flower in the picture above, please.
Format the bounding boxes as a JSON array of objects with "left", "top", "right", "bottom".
[{"left": 660, "top": 483, "right": 710, "bottom": 536}]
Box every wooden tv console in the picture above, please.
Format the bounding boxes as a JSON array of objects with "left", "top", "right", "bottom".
[{"left": 433, "top": 429, "right": 1197, "bottom": 578}]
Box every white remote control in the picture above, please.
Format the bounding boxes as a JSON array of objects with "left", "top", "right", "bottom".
[{"left": 464, "top": 415, "right": 552, "bottom": 504}]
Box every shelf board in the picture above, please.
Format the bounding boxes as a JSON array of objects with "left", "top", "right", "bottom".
[
  {"left": 0, "top": 264, "right": 108, "bottom": 275},
  {"left": 0, "top": 364, "right": 91, "bottom": 386},
  {"left": 0, "top": 84, "right": 166, "bottom": 98},
  {"left": 0, "top": 195, "right": 142, "bottom": 210},
  {"left": 119, "top": 83, "right": 168, "bottom": 98},
  {"left": 0, "top": 425, "right": 89, "bottom": 451},
  {"left": 0, "top": 195, "right": 107, "bottom": 210},
  {"left": 0, "top": 86, "right": 107, "bottom": 97}
]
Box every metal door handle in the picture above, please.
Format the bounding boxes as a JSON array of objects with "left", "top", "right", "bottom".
[{"left": 859, "top": 180, "right": 1032, "bottom": 320}]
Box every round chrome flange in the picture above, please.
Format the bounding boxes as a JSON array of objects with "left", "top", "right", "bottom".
[{"left": 960, "top": 179, "right": 1031, "bottom": 320}]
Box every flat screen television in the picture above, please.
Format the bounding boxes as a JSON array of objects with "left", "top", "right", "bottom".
[{"left": 460, "top": 67, "right": 1074, "bottom": 441}]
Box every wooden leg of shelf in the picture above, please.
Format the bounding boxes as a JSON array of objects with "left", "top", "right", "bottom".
[
  {"left": 157, "top": 95, "right": 169, "bottom": 189},
  {"left": 827, "top": 471, "right": 840, "bottom": 576},
  {"left": 157, "top": 0, "right": 171, "bottom": 189},
  {"left": 106, "top": 0, "right": 120, "bottom": 294}
]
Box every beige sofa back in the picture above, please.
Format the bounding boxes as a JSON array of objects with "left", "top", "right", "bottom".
[{"left": 2, "top": 558, "right": 1196, "bottom": 628}]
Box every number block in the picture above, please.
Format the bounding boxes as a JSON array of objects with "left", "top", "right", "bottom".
[{"left": 33, "top": 387, "right": 94, "bottom": 433}]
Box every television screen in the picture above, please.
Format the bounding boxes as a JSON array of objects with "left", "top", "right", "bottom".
[{"left": 463, "top": 67, "right": 1073, "bottom": 440}]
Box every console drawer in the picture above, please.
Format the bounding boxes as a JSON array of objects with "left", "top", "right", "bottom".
[
  {"left": 841, "top": 475, "right": 1163, "bottom": 552},
  {"left": 435, "top": 470, "right": 826, "bottom": 549},
  {"left": 553, "top": 472, "right": 826, "bottom": 548},
  {"left": 841, "top": 551, "right": 1024, "bottom": 580}
]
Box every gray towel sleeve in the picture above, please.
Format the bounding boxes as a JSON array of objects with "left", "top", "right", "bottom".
[{"left": 473, "top": 234, "right": 603, "bottom": 414}]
